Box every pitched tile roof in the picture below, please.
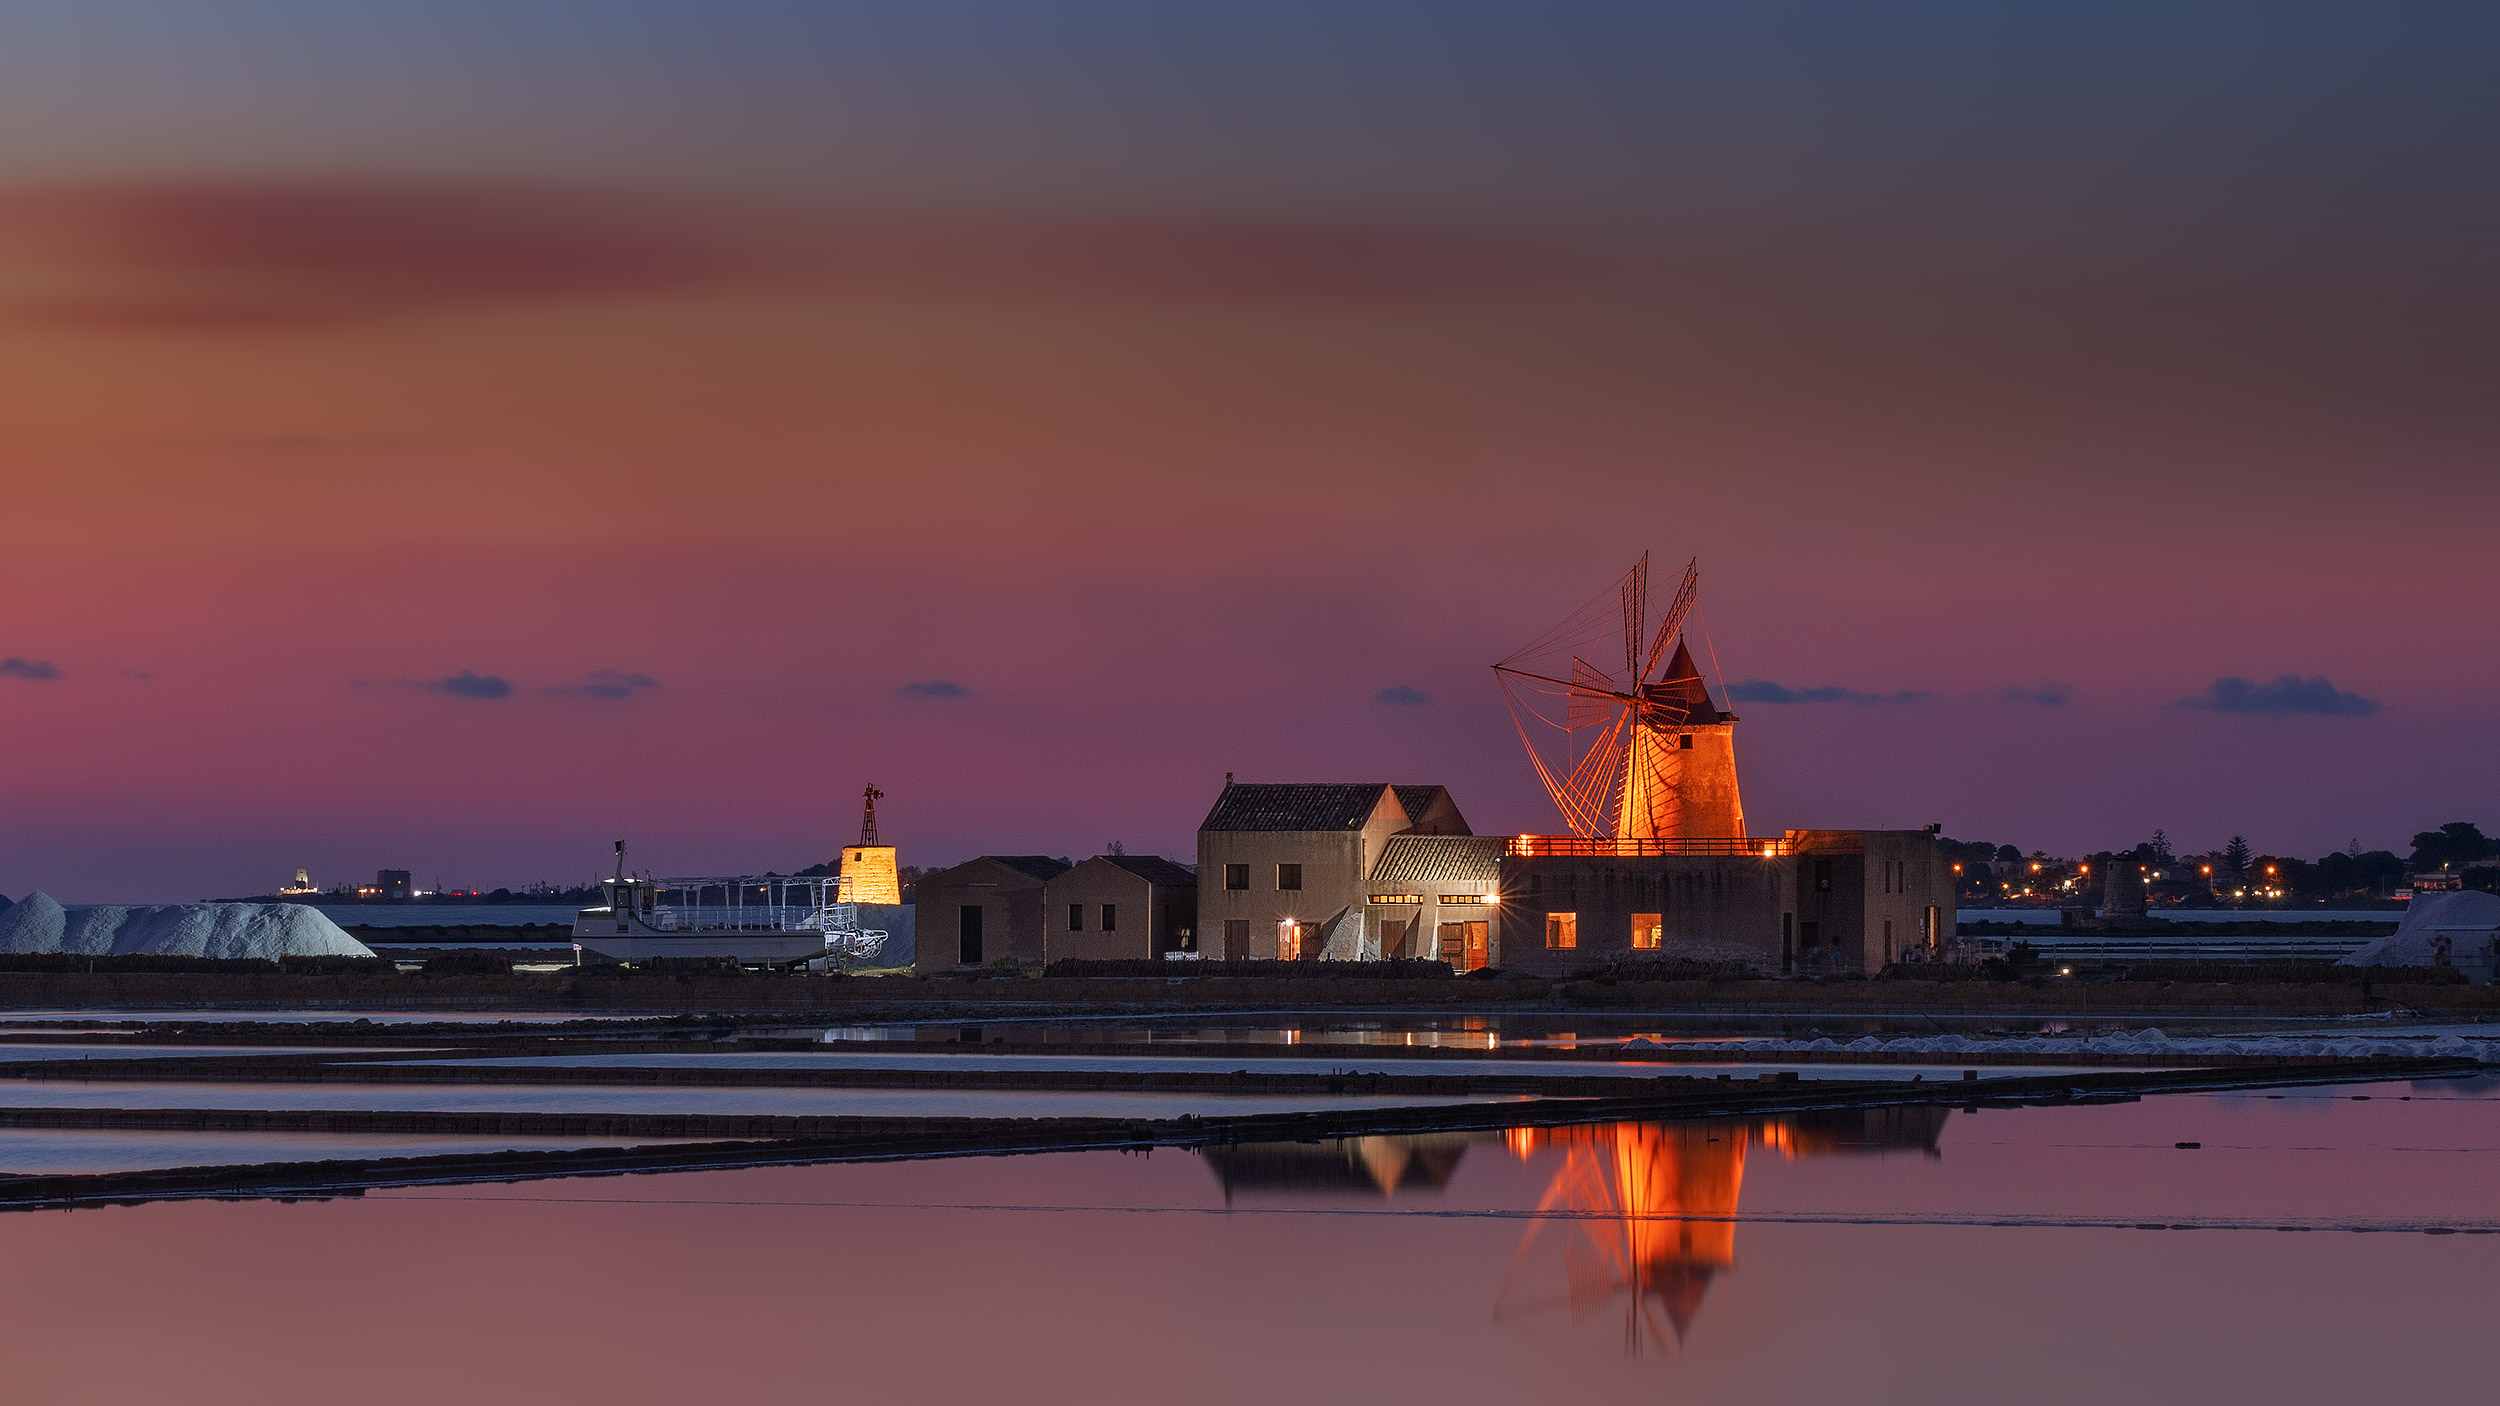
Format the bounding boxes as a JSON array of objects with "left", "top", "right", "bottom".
[
  {"left": 1098, "top": 854, "right": 1198, "bottom": 887},
  {"left": 985, "top": 855, "right": 1074, "bottom": 882},
  {"left": 1200, "top": 783, "right": 1400, "bottom": 833},
  {"left": 1369, "top": 835, "right": 1507, "bottom": 886}
]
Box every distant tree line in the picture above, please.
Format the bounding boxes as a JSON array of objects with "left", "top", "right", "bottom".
[{"left": 1942, "top": 821, "right": 2494, "bottom": 904}]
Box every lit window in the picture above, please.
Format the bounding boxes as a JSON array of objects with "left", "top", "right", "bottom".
[
  {"left": 1545, "top": 912, "right": 1578, "bottom": 950},
  {"left": 1631, "top": 913, "right": 1662, "bottom": 950},
  {"left": 1439, "top": 893, "right": 1488, "bottom": 904},
  {"left": 1369, "top": 893, "right": 1423, "bottom": 905}
]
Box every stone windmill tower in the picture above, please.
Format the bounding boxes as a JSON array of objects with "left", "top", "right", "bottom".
[
  {"left": 1493, "top": 555, "right": 1746, "bottom": 842},
  {"left": 835, "top": 785, "right": 901, "bottom": 904}
]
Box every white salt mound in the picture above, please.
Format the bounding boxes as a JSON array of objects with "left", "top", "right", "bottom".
[
  {"left": 2339, "top": 891, "right": 2500, "bottom": 972},
  {"left": 0, "top": 892, "right": 375, "bottom": 959}
]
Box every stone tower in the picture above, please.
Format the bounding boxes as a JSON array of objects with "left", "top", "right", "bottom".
[
  {"left": 1618, "top": 640, "right": 1746, "bottom": 841},
  {"left": 836, "top": 785, "right": 901, "bottom": 904}
]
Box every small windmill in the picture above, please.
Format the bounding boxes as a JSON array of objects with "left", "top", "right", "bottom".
[{"left": 1493, "top": 554, "right": 1734, "bottom": 841}]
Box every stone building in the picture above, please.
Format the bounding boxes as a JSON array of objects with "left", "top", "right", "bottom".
[
  {"left": 912, "top": 856, "right": 1070, "bottom": 972},
  {"left": 1365, "top": 834, "right": 1507, "bottom": 970},
  {"left": 1049, "top": 854, "right": 1200, "bottom": 962},
  {"left": 1196, "top": 781, "right": 1469, "bottom": 960},
  {"left": 1499, "top": 829, "right": 1955, "bottom": 978}
]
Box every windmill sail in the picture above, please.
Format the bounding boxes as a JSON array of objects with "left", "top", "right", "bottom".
[{"left": 1494, "top": 556, "right": 1745, "bottom": 843}]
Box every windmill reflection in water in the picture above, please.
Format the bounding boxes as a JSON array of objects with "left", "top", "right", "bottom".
[{"left": 1496, "top": 1110, "right": 1948, "bottom": 1356}]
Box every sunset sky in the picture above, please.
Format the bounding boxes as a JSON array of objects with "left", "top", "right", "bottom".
[{"left": 3, "top": 3, "right": 2494, "bottom": 901}]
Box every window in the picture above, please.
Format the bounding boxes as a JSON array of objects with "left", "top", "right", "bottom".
[
  {"left": 1814, "top": 860, "right": 1832, "bottom": 893},
  {"left": 1924, "top": 905, "right": 1939, "bottom": 948},
  {"left": 1678, "top": 734, "right": 1693, "bottom": 750},
  {"left": 1439, "top": 893, "right": 1488, "bottom": 905},
  {"left": 1277, "top": 863, "right": 1303, "bottom": 891},
  {"left": 1101, "top": 903, "right": 1117, "bottom": 932},
  {"left": 1067, "top": 903, "right": 1084, "bottom": 932},
  {"left": 1223, "top": 864, "right": 1249, "bottom": 891},
  {"left": 1632, "top": 913, "right": 1662, "bottom": 950},
  {"left": 1544, "top": 912, "right": 1577, "bottom": 950},
  {"left": 1800, "top": 920, "right": 1820, "bottom": 949},
  {"left": 1369, "top": 893, "right": 1423, "bottom": 906}
]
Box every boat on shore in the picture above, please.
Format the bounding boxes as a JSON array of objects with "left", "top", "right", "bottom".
[{"left": 572, "top": 847, "right": 886, "bottom": 966}]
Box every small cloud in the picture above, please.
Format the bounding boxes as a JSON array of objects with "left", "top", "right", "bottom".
[
  {"left": 1727, "top": 679, "right": 1928, "bottom": 706},
  {"left": 546, "top": 669, "right": 657, "bottom": 700},
  {"left": 2175, "top": 675, "right": 2377, "bottom": 717},
  {"left": 430, "top": 670, "right": 512, "bottom": 700},
  {"left": 125, "top": 669, "right": 152, "bottom": 681},
  {"left": 0, "top": 657, "right": 61, "bottom": 680},
  {"left": 1374, "top": 685, "right": 1430, "bottom": 707},
  {"left": 1999, "top": 683, "right": 2074, "bottom": 706},
  {"left": 897, "top": 679, "right": 970, "bottom": 700}
]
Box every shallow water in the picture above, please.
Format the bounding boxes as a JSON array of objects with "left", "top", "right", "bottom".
[
  {"left": 390, "top": 1051, "right": 2116, "bottom": 1082},
  {"left": 0, "top": 1127, "right": 683, "bottom": 1175},
  {"left": 0, "top": 1078, "right": 1523, "bottom": 1120},
  {"left": 0, "top": 1076, "right": 2487, "bottom": 1405}
]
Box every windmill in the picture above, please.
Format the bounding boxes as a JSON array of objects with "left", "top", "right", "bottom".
[{"left": 1492, "top": 554, "right": 1743, "bottom": 843}]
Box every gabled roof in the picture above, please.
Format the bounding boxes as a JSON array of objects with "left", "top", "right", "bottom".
[
  {"left": 985, "top": 855, "right": 1074, "bottom": 882},
  {"left": 1097, "top": 854, "right": 1198, "bottom": 887},
  {"left": 1390, "top": 785, "right": 1471, "bottom": 835},
  {"left": 1370, "top": 835, "right": 1507, "bottom": 886},
  {"left": 1201, "top": 783, "right": 1403, "bottom": 833}
]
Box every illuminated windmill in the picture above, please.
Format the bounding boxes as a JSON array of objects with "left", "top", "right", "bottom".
[{"left": 1492, "top": 555, "right": 1745, "bottom": 842}]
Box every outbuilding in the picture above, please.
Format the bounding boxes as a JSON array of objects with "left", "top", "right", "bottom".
[{"left": 1049, "top": 854, "right": 1200, "bottom": 962}]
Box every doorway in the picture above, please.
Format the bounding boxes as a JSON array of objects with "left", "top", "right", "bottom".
[
  {"left": 1437, "top": 921, "right": 1488, "bottom": 973},
  {"left": 958, "top": 905, "right": 983, "bottom": 965}
]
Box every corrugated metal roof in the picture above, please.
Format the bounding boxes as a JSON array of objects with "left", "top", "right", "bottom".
[
  {"left": 1370, "top": 835, "right": 1506, "bottom": 886},
  {"left": 1098, "top": 854, "right": 1198, "bottom": 887},
  {"left": 1200, "top": 783, "right": 1398, "bottom": 833}
]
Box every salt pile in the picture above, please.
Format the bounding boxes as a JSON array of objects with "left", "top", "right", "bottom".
[
  {"left": 0, "top": 892, "right": 376, "bottom": 959},
  {"left": 2339, "top": 891, "right": 2500, "bottom": 975}
]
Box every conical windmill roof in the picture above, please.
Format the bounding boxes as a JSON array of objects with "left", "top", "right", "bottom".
[{"left": 1645, "top": 639, "right": 1728, "bottom": 724}]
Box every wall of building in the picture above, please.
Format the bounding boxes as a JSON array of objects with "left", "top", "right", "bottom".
[
  {"left": 1498, "top": 854, "right": 1797, "bottom": 977},
  {"left": 1789, "top": 830, "right": 1957, "bottom": 971},
  {"left": 1196, "top": 830, "right": 1366, "bottom": 959},
  {"left": 1861, "top": 830, "right": 1956, "bottom": 968},
  {"left": 912, "top": 861, "right": 1052, "bottom": 972},
  {"left": 1365, "top": 882, "right": 1502, "bottom": 967},
  {"left": 836, "top": 846, "right": 900, "bottom": 905},
  {"left": 1048, "top": 861, "right": 1197, "bottom": 962}
]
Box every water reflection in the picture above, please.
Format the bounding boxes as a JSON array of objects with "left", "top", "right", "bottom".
[
  {"left": 1205, "top": 1108, "right": 1948, "bottom": 1357},
  {"left": 1202, "top": 1133, "right": 1476, "bottom": 1200}
]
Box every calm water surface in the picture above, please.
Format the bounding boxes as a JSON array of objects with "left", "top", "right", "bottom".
[{"left": 1, "top": 1076, "right": 2490, "bottom": 1404}]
